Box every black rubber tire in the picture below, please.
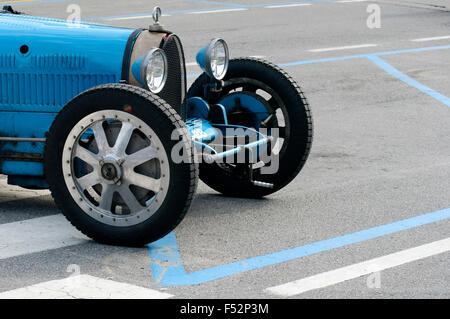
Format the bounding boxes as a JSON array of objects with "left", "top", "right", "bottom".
[
  {"left": 44, "top": 84, "right": 198, "bottom": 247},
  {"left": 187, "top": 58, "right": 313, "bottom": 198}
]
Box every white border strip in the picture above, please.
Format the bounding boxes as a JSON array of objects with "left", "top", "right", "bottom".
[
  {"left": 309, "top": 44, "right": 378, "bottom": 52},
  {"left": 265, "top": 3, "right": 312, "bottom": 8},
  {"left": 108, "top": 14, "right": 171, "bottom": 21},
  {"left": 411, "top": 35, "right": 450, "bottom": 42},
  {"left": 0, "top": 275, "right": 173, "bottom": 299},
  {"left": 0, "top": 215, "right": 88, "bottom": 260},
  {"left": 188, "top": 8, "right": 247, "bottom": 14},
  {"left": 266, "top": 237, "right": 450, "bottom": 297}
]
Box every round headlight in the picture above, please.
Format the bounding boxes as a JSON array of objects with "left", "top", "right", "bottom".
[
  {"left": 198, "top": 38, "right": 229, "bottom": 81},
  {"left": 141, "top": 48, "right": 168, "bottom": 94}
]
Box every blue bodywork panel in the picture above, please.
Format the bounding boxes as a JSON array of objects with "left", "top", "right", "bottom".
[
  {"left": 0, "top": 14, "right": 133, "bottom": 112},
  {"left": 0, "top": 13, "right": 272, "bottom": 189},
  {"left": 0, "top": 14, "right": 134, "bottom": 179},
  {"left": 218, "top": 93, "right": 269, "bottom": 129}
]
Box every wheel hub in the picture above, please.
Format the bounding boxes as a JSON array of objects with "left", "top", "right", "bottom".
[{"left": 100, "top": 156, "right": 123, "bottom": 184}]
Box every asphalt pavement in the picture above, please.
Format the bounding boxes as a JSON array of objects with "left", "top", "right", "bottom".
[{"left": 0, "top": 0, "right": 449, "bottom": 299}]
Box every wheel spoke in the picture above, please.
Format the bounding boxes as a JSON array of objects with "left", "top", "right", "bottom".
[
  {"left": 99, "top": 184, "right": 115, "bottom": 211},
  {"left": 124, "top": 146, "right": 158, "bottom": 169},
  {"left": 260, "top": 114, "right": 277, "bottom": 128},
  {"left": 91, "top": 122, "right": 110, "bottom": 155},
  {"left": 76, "top": 172, "right": 100, "bottom": 191},
  {"left": 113, "top": 122, "right": 135, "bottom": 156},
  {"left": 74, "top": 145, "right": 99, "bottom": 167},
  {"left": 118, "top": 186, "right": 143, "bottom": 213},
  {"left": 127, "top": 172, "right": 161, "bottom": 193}
]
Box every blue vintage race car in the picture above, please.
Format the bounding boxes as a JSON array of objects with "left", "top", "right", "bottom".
[{"left": 0, "top": 6, "right": 313, "bottom": 246}]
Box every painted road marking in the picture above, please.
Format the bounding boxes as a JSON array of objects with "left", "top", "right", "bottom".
[
  {"left": 0, "top": 178, "right": 49, "bottom": 203},
  {"left": 0, "top": 0, "right": 74, "bottom": 4},
  {"left": 188, "top": 45, "right": 450, "bottom": 106},
  {"left": 265, "top": 3, "right": 312, "bottom": 8},
  {"left": 266, "top": 237, "right": 450, "bottom": 296},
  {"left": 107, "top": 14, "right": 171, "bottom": 21},
  {"left": 186, "top": 62, "right": 199, "bottom": 67},
  {"left": 148, "top": 208, "right": 450, "bottom": 286},
  {"left": 367, "top": 55, "right": 450, "bottom": 107},
  {"left": 411, "top": 35, "right": 450, "bottom": 42},
  {"left": 336, "top": 0, "right": 367, "bottom": 3},
  {"left": 188, "top": 8, "right": 247, "bottom": 14},
  {"left": 0, "top": 214, "right": 88, "bottom": 260},
  {"left": 0, "top": 275, "right": 173, "bottom": 299},
  {"left": 85, "top": 0, "right": 345, "bottom": 21},
  {"left": 309, "top": 44, "right": 378, "bottom": 53},
  {"left": 278, "top": 44, "right": 450, "bottom": 67}
]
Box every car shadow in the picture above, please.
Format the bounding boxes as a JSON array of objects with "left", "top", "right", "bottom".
[{"left": 188, "top": 192, "right": 274, "bottom": 218}]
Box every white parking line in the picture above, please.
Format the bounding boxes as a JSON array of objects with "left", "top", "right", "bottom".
[
  {"left": 185, "top": 62, "right": 198, "bottom": 67},
  {"left": 309, "top": 44, "right": 378, "bottom": 52},
  {"left": 265, "top": 237, "right": 450, "bottom": 297},
  {"left": 336, "top": 0, "right": 368, "bottom": 3},
  {"left": 0, "top": 215, "right": 88, "bottom": 260},
  {"left": 107, "top": 14, "right": 170, "bottom": 21},
  {"left": 0, "top": 275, "right": 173, "bottom": 299},
  {"left": 265, "top": 3, "right": 312, "bottom": 8},
  {"left": 188, "top": 8, "right": 247, "bottom": 14},
  {"left": 411, "top": 35, "right": 450, "bottom": 42}
]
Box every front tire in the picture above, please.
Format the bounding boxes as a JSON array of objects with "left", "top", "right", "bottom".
[
  {"left": 188, "top": 58, "right": 313, "bottom": 198},
  {"left": 45, "top": 84, "right": 198, "bottom": 246}
]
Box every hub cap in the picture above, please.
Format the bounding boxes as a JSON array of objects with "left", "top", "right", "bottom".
[{"left": 62, "top": 110, "right": 170, "bottom": 227}]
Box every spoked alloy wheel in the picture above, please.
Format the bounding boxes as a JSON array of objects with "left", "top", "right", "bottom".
[
  {"left": 63, "top": 110, "right": 170, "bottom": 227},
  {"left": 45, "top": 84, "right": 198, "bottom": 246}
]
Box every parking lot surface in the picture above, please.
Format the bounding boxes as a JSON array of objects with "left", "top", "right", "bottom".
[{"left": 0, "top": 0, "right": 449, "bottom": 299}]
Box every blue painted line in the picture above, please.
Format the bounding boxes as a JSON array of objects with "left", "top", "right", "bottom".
[
  {"left": 148, "top": 207, "right": 450, "bottom": 286},
  {"left": 189, "top": 44, "right": 450, "bottom": 107},
  {"left": 147, "top": 232, "right": 187, "bottom": 284},
  {"left": 278, "top": 44, "right": 450, "bottom": 67},
  {"left": 367, "top": 55, "right": 450, "bottom": 107},
  {"left": 278, "top": 53, "right": 366, "bottom": 67},
  {"left": 188, "top": 44, "right": 450, "bottom": 77}
]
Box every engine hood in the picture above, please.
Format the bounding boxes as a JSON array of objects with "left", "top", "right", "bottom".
[{"left": 0, "top": 13, "right": 135, "bottom": 112}]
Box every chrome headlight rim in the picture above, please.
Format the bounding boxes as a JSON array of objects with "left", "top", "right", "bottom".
[
  {"left": 140, "top": 48, "right": 168, "bottom": 94},
  {"left": 204, "top": 38, "right": 229, "bottom": 81}
]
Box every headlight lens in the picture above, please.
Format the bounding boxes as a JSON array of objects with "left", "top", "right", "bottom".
[
  {"left": 196, "top": 38, "right": 229, "bottom": 81},
  {"left": 141, "top": 48, "right": 168, "bottom": 93}
]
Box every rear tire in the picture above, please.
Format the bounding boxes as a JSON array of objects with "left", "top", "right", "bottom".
[
  {"left": 45, "top": 84, "right": 198, "bottom": 246},
  {"left": 188, "top": 58, "right": 313, "bottom": 198}
]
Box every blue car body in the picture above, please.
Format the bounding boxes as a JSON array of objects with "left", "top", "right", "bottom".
[
  {"left": 0, "top": 11, "right": 269, "bottom": 190},
  {"left": 0, "top": 14, "right": 133, "bottom": 183}
]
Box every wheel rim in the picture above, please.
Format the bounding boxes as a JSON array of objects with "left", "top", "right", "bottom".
[
  {"left": 212, "top": 77, "right": 291, "bottom": 177},
  {"left": 221, "top": 77, "right": 291, "bottom": 154},
  {"left": 62, "top": 110, "right": 170, "bottom": 227}
]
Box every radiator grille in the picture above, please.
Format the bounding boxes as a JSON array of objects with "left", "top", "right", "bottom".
[
  {"left": 159, "top": 34, "right": 187, "bottom": 119},
  {"left": 0, "top": 54, "right": 16, "bottom": 68},
  {"left": 0, "top": 73, "right": 116, "bottom": 107},
  {"left": 31, "top": 54, "right": 86, "bottom": 70}
]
